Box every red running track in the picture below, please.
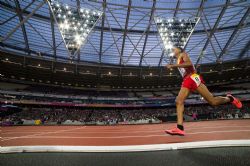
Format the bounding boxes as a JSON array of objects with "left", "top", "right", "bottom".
[{"left": 1, "top": 120, "right": 250, "bottom": 147}]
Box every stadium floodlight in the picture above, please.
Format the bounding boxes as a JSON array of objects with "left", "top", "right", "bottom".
[
  {"left": 154, "top": 16, "right": 200, "bottom": 57},
  {"left": 48, "top": 0, "right": 103, "bottom": 59}
]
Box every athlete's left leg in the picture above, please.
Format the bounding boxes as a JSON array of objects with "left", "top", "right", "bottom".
[
  {"left": 196, "top": 83, "right": 230, "bottom": 106},
  {"left": 196, "top": 83, "right": 242, "bottom": 108}
]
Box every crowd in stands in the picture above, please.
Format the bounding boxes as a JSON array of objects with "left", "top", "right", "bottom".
[
  {"left": 1, "top": 102, "right": 249, "bottom": 126},
  {"left": 1, "top": 82, "right": 250, "bottom": 107},
  {"left": 1, "top": 82, "right": 250, "bottom": 126}
]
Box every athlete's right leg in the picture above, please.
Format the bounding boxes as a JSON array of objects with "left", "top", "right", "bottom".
[{"left": 196, "top": 83, "right": 239, "bottom": 106}]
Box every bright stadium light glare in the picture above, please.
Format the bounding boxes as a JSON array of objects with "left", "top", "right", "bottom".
[
  {"left": 75, "top": 34, "right": 82, "bottom": 44},
  {"left": 76, "top": 40, "right": 82, "bottom": 45},
  {"left": 156, "top": 18, "right": 162, "bottom": 23},
  {"left": 59, "top": 23, "right": 64, "bottom": 29},
  {"left": 166, "top": 43, "right": 173, "bottom": 49},
  {"left": 64, "top": 22, "right": 69, "bottom": 30}
]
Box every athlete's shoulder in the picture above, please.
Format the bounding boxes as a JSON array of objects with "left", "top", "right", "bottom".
[{"left": 180, "top": 52, "right": 193, "bottom": 63}]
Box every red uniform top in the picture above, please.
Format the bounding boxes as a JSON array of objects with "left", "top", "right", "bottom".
[{"left": 177, "top": 53, "right": 196, "bottom": 79}]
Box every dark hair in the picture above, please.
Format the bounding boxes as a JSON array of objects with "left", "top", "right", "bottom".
[{"left": 173, "top": 44, "right": 184, "bottom": 53}]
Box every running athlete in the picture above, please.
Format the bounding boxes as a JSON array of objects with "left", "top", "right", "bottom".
[{"left": 165, "top": 46, "right": 242, "bottom": 136}]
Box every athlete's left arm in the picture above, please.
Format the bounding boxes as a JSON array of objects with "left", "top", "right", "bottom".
[{"left": 169, "top": 53, "right": 193, "bottom": 68}]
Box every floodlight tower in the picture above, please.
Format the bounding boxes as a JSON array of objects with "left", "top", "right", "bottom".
[
  {"left": 48, "top": 0, "right": 103, "bottom": 60},
  {"left": 154, "top": 16, "right": 200, "bottom": 62}
]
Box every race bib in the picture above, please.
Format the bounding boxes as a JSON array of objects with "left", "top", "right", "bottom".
[{"left": 191, "top": 74, "right": 201, "bottom": 87}]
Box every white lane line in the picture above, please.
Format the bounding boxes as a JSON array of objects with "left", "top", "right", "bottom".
[
  {"left": 3, "top": 125, "right": 250, "bottom": 134},
  {"left": 2, "top": 129, "right": 250, "bottom": 140},
  {"left": 1, "top": 140, "right": 250, "bottom": 153},
  {"left": 1, "top": 126, "right": 86, "bottom": 142}
]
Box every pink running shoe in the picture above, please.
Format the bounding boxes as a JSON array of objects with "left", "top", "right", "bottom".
[
  {"left": 227, "top": 94, "right": 242, "bottom": 109},
  {"left": 165, "top": 127, "right": 185, "bottom": 136}
]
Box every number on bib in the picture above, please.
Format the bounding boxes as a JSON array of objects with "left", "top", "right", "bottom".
[{"left": 191, "top": 74, "right": 201, "bottom": 87}]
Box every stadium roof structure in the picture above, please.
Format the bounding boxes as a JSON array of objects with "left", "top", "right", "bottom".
[{"left": 0, "top": 0, "right": 249, "bottom": 68}]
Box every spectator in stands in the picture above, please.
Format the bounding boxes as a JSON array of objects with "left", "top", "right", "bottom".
[{"left": 192, "top": 111, "right": 198, "bottom": 121}]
